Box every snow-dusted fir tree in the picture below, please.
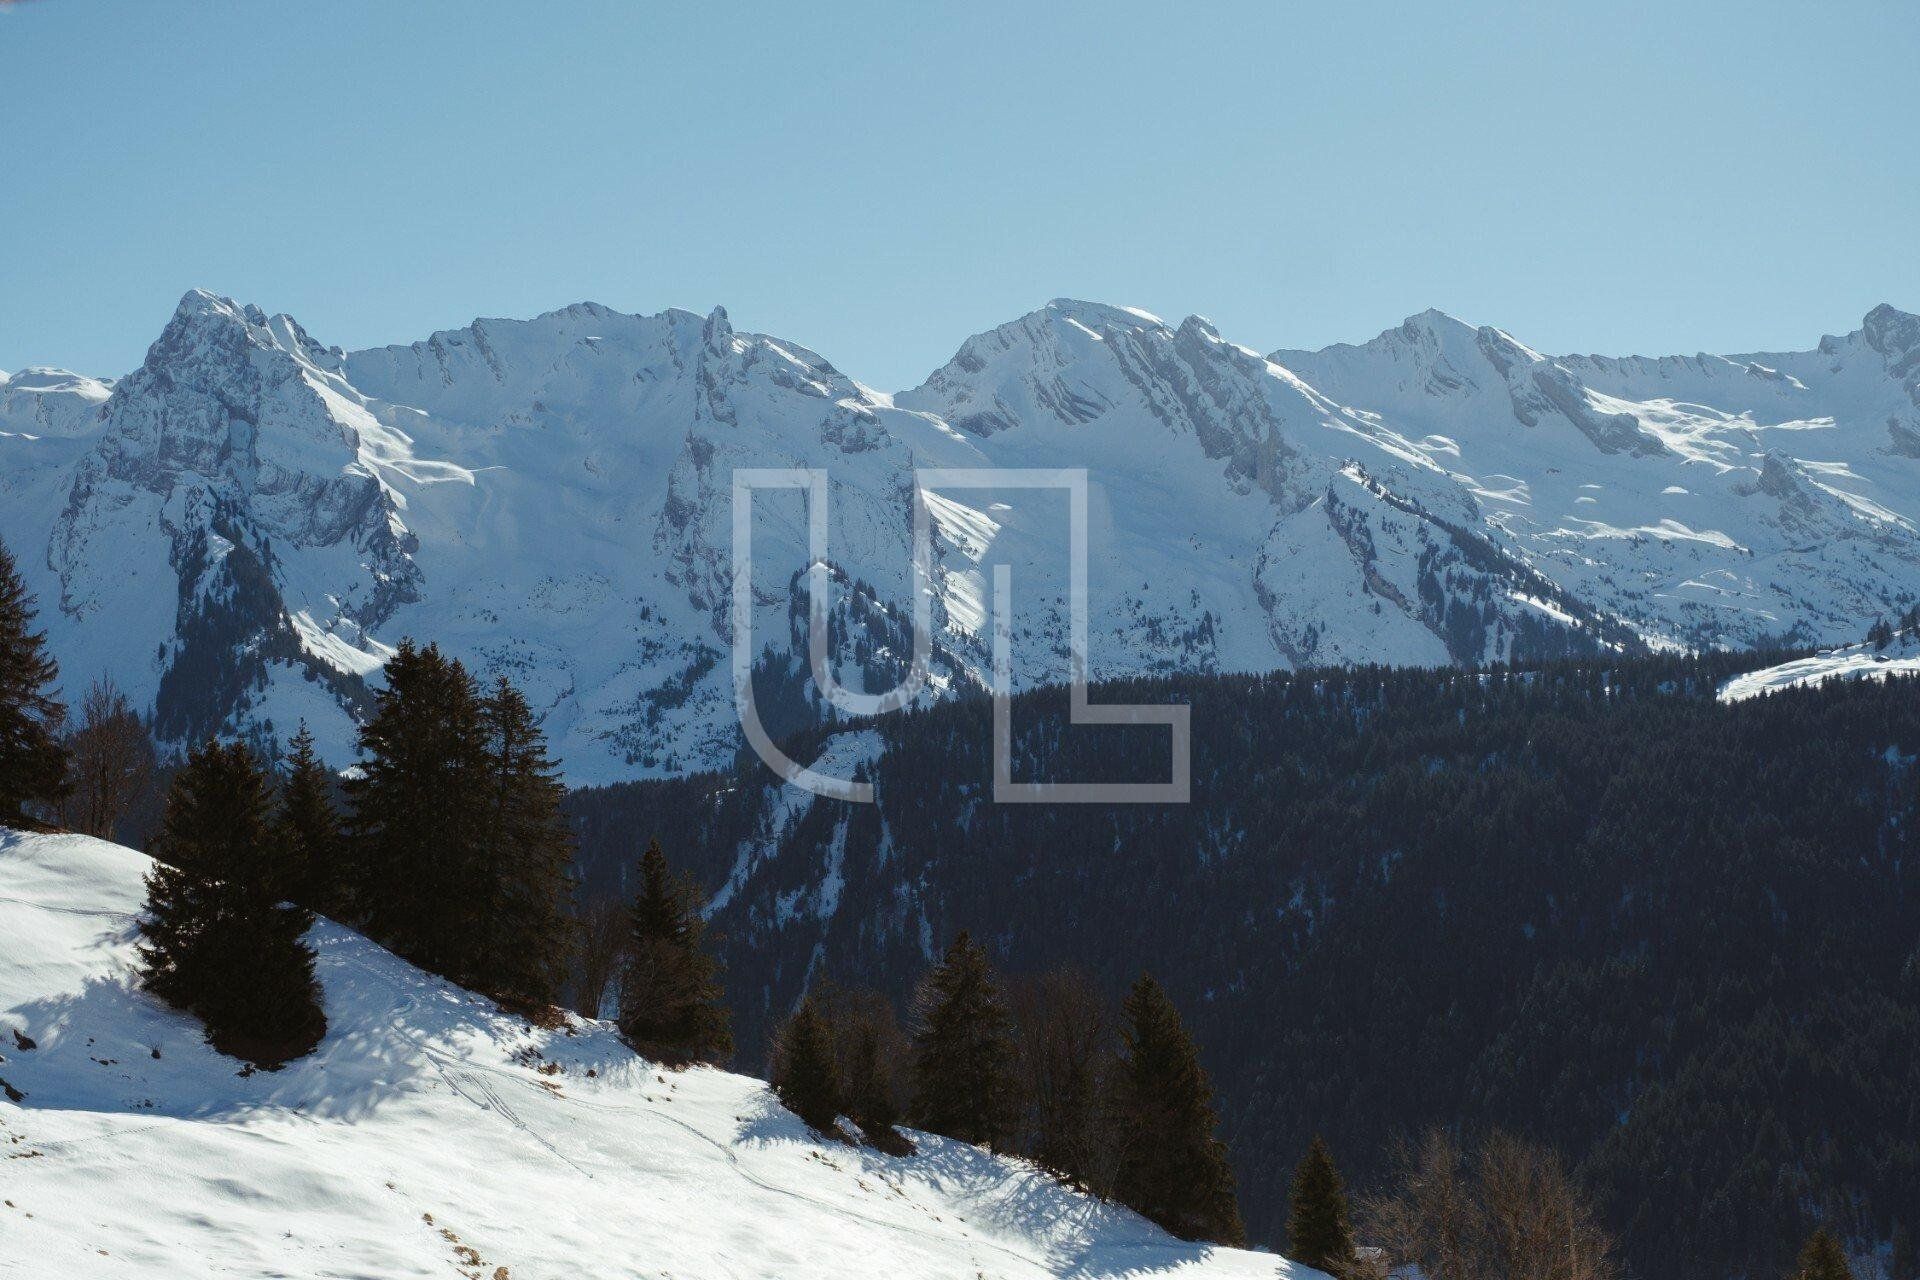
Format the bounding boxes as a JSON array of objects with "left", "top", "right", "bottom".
[
  {"left": 139, "top": 740, "right": 326, "bottom": 1065},
  {"left": 275, "top": 722, "right": 341, "bottom": 915},
  {"left": 617, "top": 839, "right": 732, "bottom": 1065}
]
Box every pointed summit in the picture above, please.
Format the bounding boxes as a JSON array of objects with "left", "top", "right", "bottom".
[
  {"left": 1862, "top": 301, "right": 1919, "bottom": 358},
  {"left": 148, "top": 289, "right": 302, "bottom": 370},
  {"left": 170, "top": 287, "right": 234, "bottom": 321},
  {"left": 1401, "top": 306, "right": 1475, "bottom": 334}
]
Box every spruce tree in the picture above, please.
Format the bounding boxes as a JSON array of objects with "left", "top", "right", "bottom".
[
  {"left": 1111, "top": 972, "right": 1245, "bottom": 1246},
  {"left": 773, "top": 993, "right": 843, "bottom": 1135},
  {"left": 617, "top": 839, "right": 733, "bottom": 1065},
  {"left": 346, "top": 641, "right": 490, "bottom": 984},
  {"left": 138, "top": 740, "right": 325, "bottom": 1064},
  {"left": 276, "top": 723, "right": 342, "bottom": 915},
  {"left": 1792, "top": 1228, "right": 1853, "bottom": 1280},
  {"left": 1287, "top": 1135, "right": 1355, "bottom": 1273},
  {"left": 909, "top": 931, "right": 1019, "bottom": 1150},
  {"left": 473, "top": 676, "right": 576, "bottom": 1009},
  {"left": 0, "top": 536, "right": 69, "bottom": 826}
]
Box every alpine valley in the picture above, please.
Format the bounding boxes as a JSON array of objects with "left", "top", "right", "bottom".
[{"left": 5, "top": 290, "right": 1920, "bottom": 781}]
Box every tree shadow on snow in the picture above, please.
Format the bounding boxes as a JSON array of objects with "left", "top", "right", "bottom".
[{"left": 727, "top": 1090, "right": 1237, "bottom": 1278}]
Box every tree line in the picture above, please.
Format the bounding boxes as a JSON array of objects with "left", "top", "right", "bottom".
[{"left": 769, "top": 931, "right": 1245, "bottom": 1246}]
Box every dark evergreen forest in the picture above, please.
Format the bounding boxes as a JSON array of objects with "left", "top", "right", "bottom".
[{"left": 568, "top": 651, "right": 1920, "bottom": 1280}]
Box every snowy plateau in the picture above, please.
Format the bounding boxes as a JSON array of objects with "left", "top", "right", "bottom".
[
  {"left": 0, "top": 827, "right": 1304, "bottom": 1279},
  {"left": 5, "top": 292, "right": 1920, "bottom": 781}
]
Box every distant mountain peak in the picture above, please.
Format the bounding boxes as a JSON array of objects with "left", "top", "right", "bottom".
[
  {"left": 1862, "top": 301, "right": 1919, "bottom": 358},
  {"left": 1040, "top": 298, "right": 1168, "bottom": 331},
  {"left": 1400, "top": 305, "right": 1475, "bottom": 333}
]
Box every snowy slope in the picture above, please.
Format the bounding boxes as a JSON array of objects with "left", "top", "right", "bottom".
[
  {"left": 0, "top": 828, "right": 1298, "bottom": 1280},
  {"left": 1718, "top": 630, "right": 1920, "bottom": 703},
  {"left": 4, "top": 292, "right": 1920, "bottom": 781}
]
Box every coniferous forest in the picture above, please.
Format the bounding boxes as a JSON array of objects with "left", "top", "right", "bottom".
[{"left": 570, "top": 652, "right": 1920, "bottom": 1280}]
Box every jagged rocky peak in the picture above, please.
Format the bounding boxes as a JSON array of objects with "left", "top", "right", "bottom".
[
  {"left": 1862, "top": 302, "right": 1920, "bottom": 366},
  {"left": 152, "top": 288, "right": 336, "bottom": 370},
  {"left": 92, "top": 290, "right": 359, "bottom": 487},
  {"left": 58, "top": 287, "right": 415, "bottom": 590},
  {"left": 702, "top": 303, "right": 733, "bottom": 351}
]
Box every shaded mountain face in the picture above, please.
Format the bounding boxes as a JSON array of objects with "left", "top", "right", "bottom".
[{"left": 4, "top": 292, "right": 1918, "bottom": 779}]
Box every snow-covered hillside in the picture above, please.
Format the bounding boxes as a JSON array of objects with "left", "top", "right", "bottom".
[
  {"left": 1718, "top": 630, "right": 1920, "bottom": 703},
  {"left": 5, "top": 293, "right": 1919, "bottom": 781},
  {"left": 0, "top": 828, "right": 1295, "bottom": 1279}
]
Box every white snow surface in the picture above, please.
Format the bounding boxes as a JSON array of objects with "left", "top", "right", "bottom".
[
  {"left": 0, "top": 829, "right": 1297, "bottom": 1280},
  {"left": 7, "top": 291, "right": 1920, "bottom": 781},
  {"left": 1718, "top": 631, "right": 1920, "bottom": 703}
]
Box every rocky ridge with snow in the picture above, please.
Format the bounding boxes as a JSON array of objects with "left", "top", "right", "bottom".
[{"left": 4, "top": 292, "right": 1918, "bottom": 781}]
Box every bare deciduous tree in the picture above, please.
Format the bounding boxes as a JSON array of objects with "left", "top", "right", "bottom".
[
  {"left": 1009, "top": 965, "right": 1118, "bottom": 1192},
  {"left": 820, "top": 984, "right": 913, "bottom": 1153},
  {"left": 1360, "top": 1127, "right": 1618, "bottom": 1280},
  {"left": 571, "top": 894, "right": 628, "bottom": 1019},
  {"left": 59, "top": 677, "right": 155, "bottom": 841}
]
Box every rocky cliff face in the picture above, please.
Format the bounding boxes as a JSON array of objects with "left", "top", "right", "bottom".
[{"left": 4, "top": 291, "right": 1919, "bottom": 780}]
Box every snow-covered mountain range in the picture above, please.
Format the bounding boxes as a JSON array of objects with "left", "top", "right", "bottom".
[
  {"left": 4, "top": 291, "right": 1918, "bottom": 781},
  {"left": 0, "top": 827, "right": 1299, "bottom": 1279}
]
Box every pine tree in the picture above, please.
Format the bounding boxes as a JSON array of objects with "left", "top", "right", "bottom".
[
  {"left": 617, "top": 839, "right": 733, "bottom": 1065},
  {"left": 909, "top": 931, "right": 1019, "bottom": 1150},
  {"left": 276, "top": 723, "right": 342, "bottom": 915},
  {"left": 0, "top": 536, "right": 69, "bottom": 826},
  {"left": 1792, "top": 1228, "right": 1853, "bottom": 1280},
  {"left": 473, "top": 676, "right": 576, "bottom": 1010},
  {"left": 346, "top": 641, "right": 490, "bottom": 984},
  {"left": 1110, "top": 972, "right": 1245, "bottom": 1246},
  {"left": 772, "top": 993, "right": 843, "bottom": 1135},
  {"left": 138, "top": 740, "right": 325, "bottom": 1065},
  {"left": 1287, "top": 1135, "right": 1355, "bottom": 1273}
]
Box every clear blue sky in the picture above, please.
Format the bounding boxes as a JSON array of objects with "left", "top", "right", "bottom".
[{"left": 2, "top": 0, "right": 1915, "bottom": 390}]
